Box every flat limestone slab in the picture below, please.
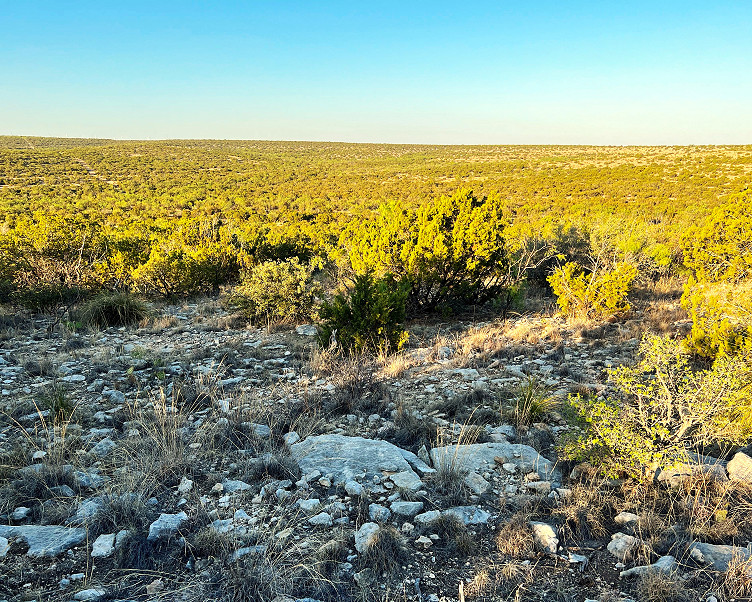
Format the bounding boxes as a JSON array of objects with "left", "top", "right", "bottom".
[
  {"left": 430, "top": 442, "right": 560, "bottom": 483},
  {"left": 0, "top": 524, "right": 87, "bottom": 558},
  {"left": 290, "top": 434, "right": 423, "bottom": 489}
]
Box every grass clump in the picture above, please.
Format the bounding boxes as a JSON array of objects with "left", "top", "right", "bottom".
[
  {"left": 360, "top": 525, "right": 407, "bottom": 574},
  {"left": 495, "top": 513, "right": 535, "bottom": 559},
  {"left": 508, "top": 376, "right": 557, "bottom": 427},
  {"left": 74, "top": 291, "right": 149, "bottom": 328}
]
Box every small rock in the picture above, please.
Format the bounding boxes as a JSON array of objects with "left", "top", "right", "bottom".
[
  {"left": 614, "top": 511, "right": 639, "bottom": 526},
  {"left": 390, "top": 501, "right": 424, "bottom": 517},
  {"left": 73, "top": 589, "right": 105, "bottom": 601},
  {"left": 177, "top": 476, "right": 193, "bottom": 494},
  {"left": 530, "top": 521, "right": 558, "bottom": 554},
  {"left": 414, "top": 510, "right": 442, "bottom": 526},
  {"left": 620, "top": 555, "right": 678, "bottom": 578},
  {"left": 147, "top": 512, "right": 188, "bottom": 542},
  {"left": 464, "top": 471, "right": 491, "bottom": 495},
  {"left": 355, "top": 522, "right": 380, "bottom": 553},
  {"left": 344, "top": 480, "right": 364, "bottom": 496},
  {"left": 444, "top": 506, "right": 491, "bottom": 525},
  {"left": 390, "top": 470, "right": 423, "bottom": 492},
  {"left": 297, "top": 498, "right": 321, "bottom": 512},
  {"left": 91, "top": 437, "right": 116, "bottom": 457},
  {"left": 415, "top": 535, "right": 433, "bottom": 548},
  {"left": 0, "top": 536, "right": 9, "bottom": 558},
  {"left": 283, "top": 431, "right": 301, "bottom": 447},
  {"left": 308, "top": 512, "right": 333, "bottom": 527},
  {"left": 91, "top": 533, "right": 115, "bottom": 558},
  {"left": 11, "top": 506, "right": 30, "bottom": 521},
  {"left": 368, "top": 504, "right": 391, "bottom": 523},
  {"left": 727, "top": 452, "right": 752, "bottom": 484},
  {"left": 607, "top": 532, "right": 641, "bottom": 562}
]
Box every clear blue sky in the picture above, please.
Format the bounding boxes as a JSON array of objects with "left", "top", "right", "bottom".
[{"left": 2, "top": 1, "right": 750, "bottom": 144}]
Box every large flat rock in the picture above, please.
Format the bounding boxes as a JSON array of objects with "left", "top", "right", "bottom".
[
  {"left": 0, "top": 524, "right": 87, "bottom": 558},
  {"left": 430, "top": 442, "right": 560, "bottom": 483},
  {"left": 290, "top": 435, "right": 424, "bottom": 488},
  {"left": 689, "top": 542, "right": 752, "bottom": 572}
]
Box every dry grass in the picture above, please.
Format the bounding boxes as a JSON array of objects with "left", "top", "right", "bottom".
[
  {"left": 360, "top": 526, "right": 408, "bottom": 574},
  {"left": 635, "top": 571, "right": 691, "bottom": 602},
  {"left": 718, "top": 551, "right": 752, "bottom": 599},
  {"left": 552, "top": 483, "right": 613, "bottom": 542},
  {"left": 495, "top": 513, "right": 535, "bottom": 559}
]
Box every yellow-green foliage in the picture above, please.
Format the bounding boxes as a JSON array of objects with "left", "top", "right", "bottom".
[
  {"left": 683, "top": 190, "right": 752, "bottom": 284},
  {"left": 347, "top": 189, "right": 510, "bottom": 312},
  {"left": 681, "top": 281, "right": 752, "bottom": 359},
  {"left": 318, "top": 273, "right": 409, "bottom": 353},
  {"left": 548, "top": 261, "right": 638, "bottom": 319},
  {"left": 681, "top": 191, "right": 752, "bottom": 358},
  {"left": 563, "top": 334, "right": 752, "bottom": 479},
  {"left": 230, "top": 258, "right": 318, "bottom": 325}
]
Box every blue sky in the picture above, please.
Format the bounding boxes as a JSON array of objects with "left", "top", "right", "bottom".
[{"left": 1, "top": 1, "right": 750, "bottom": 144}]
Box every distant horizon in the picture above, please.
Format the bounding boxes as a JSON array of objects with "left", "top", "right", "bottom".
[{"left": 2, "top": 134, "right": 751, "bottom": 148}]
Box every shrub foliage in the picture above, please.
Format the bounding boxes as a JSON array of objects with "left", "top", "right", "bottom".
[
  {"left": 563, "top": 334, "right": 752, "bottom": 478},
  {"left": 317, "top": 273, "right": 409, "bottom": 353}
]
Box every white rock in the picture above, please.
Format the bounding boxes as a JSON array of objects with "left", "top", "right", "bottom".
[
  {"left": 308, "top": 512, "right": 333, "bottom": 527},
  {"left": 727, "top": 452, "right": 752, "bottom": 484},
  {"left": 91, "top": 533, "right": 116, "bottom": 558},
  {"left": 414, "top": 510, "right": 442, "bottom": 525},
  {"left": 177, "top": 477, "right": 193, "bottom": 494},
  {"left": 147, "top": 512, "right": 188, "bottom": 542},
  {"left": 620, "top": 555, "right": 677, "bottom": 578},
  {"left": 464, "top": 471, "right": 491, "bottom": 495},
  {"left": 74, "top": 589, "right": 105, "bottom": 601},
  {"left": 355, "top": 522, "right": 380, "bottom": 553},
  {"left": 297, "top": 498, "right": 321, "bottom": 512},
  {"left": 390, "top": 501, "right": 424, "bottom": 517},
  {"left": 614, "top": 511, "right": 639, "bottom": 526},
  {"left": 344, "top": 480, "right": 364, "bottom": 496},
  {"left": 530, "top": 521, "right": 558, "bottom": 554},
  {"left": 607, "top": 532, "right": 640, "bottom": 562},
  {"left": 0, "top": 536, "right": 9, "bottom": 558}
]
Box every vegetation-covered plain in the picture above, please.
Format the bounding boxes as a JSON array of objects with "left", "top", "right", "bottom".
[{"left": 2, "top": 137, "right": 752, "bottom": 602}]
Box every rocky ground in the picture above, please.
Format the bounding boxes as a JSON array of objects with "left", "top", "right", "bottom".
[{"left": 1, "top": 297, "right": 751, "bottom": 602}]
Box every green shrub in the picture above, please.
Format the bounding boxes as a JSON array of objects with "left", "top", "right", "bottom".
[
  {"left": 73, "top": 292, "right": 149, "bottom": 328},
  {"left": 681, "top": 281, "right": 752, "bottom": 359},
  {"left": 12, "top": 284, "right": 85, "bottom": 314},
  {"left": 562, "top": 334, "right": 752, "bottom": 479},
  {"left": 317, "top": 272, "right": 409, "bottom": 353},
  {"left": 347, "top": 189, "right": 512, "bottom": 313},
  {"left": 548, "top": 261, "right": 638, "bottom": 319},
  {"left": 230, "top": 258, "right": 318, "bottom": 325},
  {"left": 682, "top": 190, "right": 752, "bottom": 284}
]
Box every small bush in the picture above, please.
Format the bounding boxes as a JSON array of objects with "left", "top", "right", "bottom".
[
  {"left": 318, "top": 272, "right": 409, "bottom": 354},
  {"left": 74, "top": 291, "right": 149, "bottom": 328},
  {"left": 548, "top": 261, "right": 638, "bottom": 320},
  {"left": 12, "top": 284, "right": 85, "bottom": 314},
  {"left": 347, "top": 189, "right": 513, "bottom": 313},
  {"left": 561, "top": 334, "right": 752, "bottom": 479},
  {"left": 495, "top": 514, "right": 535, "bottom": 559},
  {"left": 40, "top": 383, "right": 75, "bottom": 423},
  {"left": 230, "top": 258, "right": 318, "bottom": 325}
]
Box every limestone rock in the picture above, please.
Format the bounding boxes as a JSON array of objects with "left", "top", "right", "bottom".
[
  {"left": 530, "top": 521, "right": 558, "bottom": 554},
  {"left": 607, "top": 532, "right": 641, "bottom": 562},
  {"left": 355, "top": 522, "right": 380, "bottom": 553},
  {"left": 290, "top": 435, "right": 422, "bottom": 490},
  {"left": 147, "top": 511, "right": 188, "bottom": 542},
  {"left": 91, "top": 533, "right": 116, "bottom": 558},
  {"left": 0, "top": 524, "right": 87, "bottom": 558},
  {"left": 620, "top": 555, "right": 677, "bottom": 578},
  {"left": 727, "top": 452, "right": 752, "bottom": 484},
  {"left": 444, "top": 506, "right": 491, "bottom": 525},
  {"left": 430, "top": 442, "right": 560, "bottom": 484},
  {"left": 390, "top": 501, "right": 423, "bottom": 517},
  {"left": 688, "top": 542, "right": 752, "bottom": 572}
]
